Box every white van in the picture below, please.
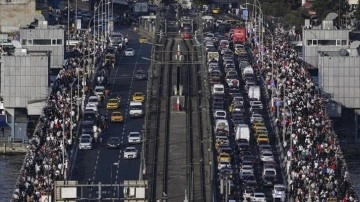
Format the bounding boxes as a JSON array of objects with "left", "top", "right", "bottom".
[
  {"left": 129, "top": 101, "right": 144, "bottom": 117},
  {"left": 212, "top": 84, "right": 225, "bottom": 95}
]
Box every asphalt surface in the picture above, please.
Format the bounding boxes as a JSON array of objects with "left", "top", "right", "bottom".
[{"left": 71, "top": 26, "right": 152, "bottom": 200}]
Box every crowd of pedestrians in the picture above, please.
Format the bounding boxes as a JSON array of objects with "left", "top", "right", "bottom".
[
  {"left": 11, "top": 31, "right": 108, "bottom": 201},
  {"left": 252, "top": 27, "right": 358, "bottom": 201}
]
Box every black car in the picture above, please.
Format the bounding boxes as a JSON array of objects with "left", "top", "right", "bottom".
[
  {"left": 212, "top": 102, "right": 224, "bottom": 110},
  {"left": 242, "top": 174, "right": 258, "bottom": 188},
  {"left": 134, "top": 70, "right": 147, "bottom": 80},
  {"left": 82, "top": 121, "right": 94, "bottom": 134},
  {"left": 262, "top": 175, "right": 276, "bottom": 187},
  {"left": 107, "top": 137, "right": 121, "bottom": 149}
]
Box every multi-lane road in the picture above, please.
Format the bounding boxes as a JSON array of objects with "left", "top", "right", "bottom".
[{"left": 71, "top": 26, "right": 152, "bottom": 200}]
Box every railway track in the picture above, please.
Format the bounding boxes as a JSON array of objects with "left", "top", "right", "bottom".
[
  {"left": 183, "top": 39, "right": 206, "bottom": 202},
  {"left": 151, "top": 36, "right": 206, "bottom": 201},
  {"left": 153, "top": 38, "right": 174, "bottom": 201}
]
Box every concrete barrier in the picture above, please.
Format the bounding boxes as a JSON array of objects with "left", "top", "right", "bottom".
[{"left": 0, "top": 141, "right": 27, "bottom": 154}]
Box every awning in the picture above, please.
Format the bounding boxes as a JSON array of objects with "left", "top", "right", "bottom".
[
  {"left": 0, "top": 115, "right": 9, "bottom": 128},
  {"left": 113, "top": 0, "right": 128, "bottom": 5}
]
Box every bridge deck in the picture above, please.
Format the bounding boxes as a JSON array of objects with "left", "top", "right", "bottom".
[{"left": 167, "top": 111, "right": 187, "bottom": 201}]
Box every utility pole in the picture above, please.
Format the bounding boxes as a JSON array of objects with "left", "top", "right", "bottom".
[{"left": 67, "top": 0, "right": 70, "bottom": 50}]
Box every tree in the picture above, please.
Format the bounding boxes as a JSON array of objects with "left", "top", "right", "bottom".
[
  {"left": 354, "top": 0, "right": 360, "bottom": 20},
  {"left": 311, "top": 0, "right": 350, "bottom": 21}
]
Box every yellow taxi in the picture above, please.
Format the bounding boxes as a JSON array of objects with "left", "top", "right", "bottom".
[
  {"left": 253, "top": 124, "right": 266, "bottom": 131},
  {"left": 132, "top": 92, "right": 145, "bottom": 102},
  {"left": 256, "top": 134, "right": 269, "bottom": 143},
  {"left": 139, "top": 36, "right": 148, "bottom": 43},
  {"left": 255, "top": 130, "right": 268, "bottom": 138},
  {"left": 106, "top": 98, "right": 120, "bottom": 110},
  {"left": 111, "top": 111, "right": 124, "bottom": 123},
  {"left": 217, "top": 153, "right": 231, "bottom": 162}
]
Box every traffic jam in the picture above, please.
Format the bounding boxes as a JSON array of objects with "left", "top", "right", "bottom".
[{"left": 205, "top": 20, "right": 286, "bottom": 201}]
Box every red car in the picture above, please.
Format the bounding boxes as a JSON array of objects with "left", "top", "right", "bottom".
[{"left": 182, "top": 33, "right": 191, "bottom": 39}]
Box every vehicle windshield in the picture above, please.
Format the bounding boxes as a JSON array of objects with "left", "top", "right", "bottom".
[
  {"left": 129, "top": 133, "right": 139, "bottom": 137},
  {"left": 275, "top": 186, "right": 286, "bottom": 191},
  {"left": 125, "top": 148, "right": 136, "bottom": 152},
  {"left": 130, "top": 105, "right": 142, "bottom": 110},
  {"left": 112, "top": 112, "right": 121, "bottom": 116},
  {"left": 83, "top": 113, "right": 96, "bottom": 121},
  {"left": 81, "top": 138, "right": 91, "bottom": 143}
]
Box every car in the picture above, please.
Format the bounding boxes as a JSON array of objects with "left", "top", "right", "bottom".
[
  {"left": 107, "top": 137, "right": 121, "bottom": 149},
  {"left": 258, "top": 144, "right": 272, "bottom": 152},
  {"left": 217, "top": 160, "right": 231, "bottom": 170},
  {"left": 263, "top": 167, "right": 277, "bottom": 178},
  {"left": 81, "top": 121, "right": 94, "bottom": 134},
  {"left": 239, "top": 165, "right": 254, "bottom": 178},
  {"left": 260, "top": 150, "right": 275, "bottom": 162},
  {"left": 242, "top": 174, "right": 257, "bottom": 187},
  {"left": 272, "top": 184, "right": 286, "bottom": 199},
  {"left": 250, "top": 192, "right": 266, "bottom": 202},
  {"left": 128, "top": 132, "right": 141, "bottom": 144},
  {"left": 79, "top": 134, "right": 93, "bottom": 150},
  {"left": 256, "top": 134, "right": 269, "bottom": 143},
  {"left": 250, "top": 100, "right": 263, "bottom": 109},
  {"left": 251, "top": 113, "right": 263, "bottom": 123},
  {"left": 123, "top": 147, "right": 138, "bottom": 159},
  {"left": 85, "top": 103, "right": 98, "bottom": 112},
  {"left": 182, "top": 32, "right": 191, "bottom": 39},
  {"left": 250, "top": 105, "right": 262, "bottom": 112},
  {"left": 88, "top": 96, "right": 99, "bottom": 106},
  {"left": 232, "top": 96, "right": 244, "bottom": 105},
  {"left": 106, "top": 98, "right": 120, "bottom": 109},
  {"left": 139, "top": 36, "right": 148, "bottom": 43},
  {"left": 110, "top": 111, "right": 124, "bottom": 122},
  {"left": 134, "top": 69, "right": 147, "bottom": 80},
  {"left": 211, "top": 84, "right": 225, "bottom": 95},
  {"left": 262, "top": 174, "right": 276, "bottom": 187},
  {"left": 94, "top": 86, "right": 105, "bottom": 97},
  {"left": 218, "top": 153, "right": 231, "bottom": 162},
  {"left": 213, "top": 110, "right": 227, "bottom": 119},
  {"left": 124, "top": 48, "right": 135, "bottom": 56},
  {"left": 132, "top": 92, "right": 145, "bottom": 102},
  {"left": 242, "top": 187, "right": 254, "bottom": 199}
]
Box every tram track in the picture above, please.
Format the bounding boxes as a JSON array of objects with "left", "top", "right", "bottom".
[{"left": 183, "top": 38, "right": 206, "bottom": 201}]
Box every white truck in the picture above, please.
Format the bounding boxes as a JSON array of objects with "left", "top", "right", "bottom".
[
  {"left": 248, "top": 86, "right": 261, "bottom": 101},
  {"left": 235, "top": 124, "right": 250, "bottom": 141},
  {"left": 215, "top": 119, "right": 229, "bottom": 135}
]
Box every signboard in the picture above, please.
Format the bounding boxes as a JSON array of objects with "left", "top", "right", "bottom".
[
  {"left": 134, "top": 2, "right": 148, "bottom": 13},
  {"left": 76, "top": 19, "right": 81, "bottom": 30},
  {"left": 60, "top": 187, "right": 77, "bottom": 198},
  {"left": 241, "top": 9, "right": 248, "bottom": 21}
]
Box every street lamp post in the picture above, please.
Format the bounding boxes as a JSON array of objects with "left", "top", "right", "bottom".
[
  {"left": 111, "top": 162, "right": 119, "bottom": 201},
  {"left": 246, "top": 3, "right": 263, "bottom": 63}
]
